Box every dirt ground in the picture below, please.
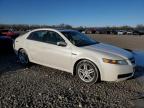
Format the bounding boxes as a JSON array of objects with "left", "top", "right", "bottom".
[
  {"left": 89, "top": 34, "right": 144, "bottom": 50},
  {"left": 0, "top": 35, "right": 144, "bottom": 108}
]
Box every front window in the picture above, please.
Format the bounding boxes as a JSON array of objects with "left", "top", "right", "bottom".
[{"left": 61, "top": 31, "right": 99, "bottom": 47}]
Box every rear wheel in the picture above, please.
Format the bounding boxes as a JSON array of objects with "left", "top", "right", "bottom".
[
  {"left": 18, "top": 49, "right": 29, "bottom": 66},
  {"left": 76, "top": 60, "right": 100, "bottom": 84}
]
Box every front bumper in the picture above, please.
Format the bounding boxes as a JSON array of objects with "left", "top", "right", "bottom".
[{"left": 100, "top": 63, "right": 135, "bottom": 81}]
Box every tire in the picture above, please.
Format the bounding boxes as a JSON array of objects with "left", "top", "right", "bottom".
[
  {"left": 18, "top": 49, "right": 29, "bottom": 66},
  {"left": 76, "top": 60, "right": 100, "bottom": 84}
]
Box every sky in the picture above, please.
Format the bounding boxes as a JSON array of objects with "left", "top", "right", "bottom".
[{"left": 0, "top": 0, "right": 144, "bottom": 27}]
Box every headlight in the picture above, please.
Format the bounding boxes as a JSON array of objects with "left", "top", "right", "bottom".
[{"left": 102, "top": 58, "right": 128, "bottom": 65}]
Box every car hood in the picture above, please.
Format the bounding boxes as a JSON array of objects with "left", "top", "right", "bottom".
[{"left": 83, "top": 43, "right": 133, "bottom": 59}]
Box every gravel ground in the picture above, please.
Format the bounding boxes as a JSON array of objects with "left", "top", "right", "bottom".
[{"left": 0, "top": 51, "right": 144, "bottom": 108}]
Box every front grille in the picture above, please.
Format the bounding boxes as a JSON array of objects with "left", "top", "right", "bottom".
[{"left": 129, "top": 57, "right": 135, "bottom": 64}]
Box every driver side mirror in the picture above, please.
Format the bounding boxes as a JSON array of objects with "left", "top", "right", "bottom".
[{"left": 57, "top": 41, "right": 67, "bottom": 47}]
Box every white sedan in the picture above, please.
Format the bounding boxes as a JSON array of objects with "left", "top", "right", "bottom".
[{"left": 14, "top": 28, "right": 135, "bottom": 84}]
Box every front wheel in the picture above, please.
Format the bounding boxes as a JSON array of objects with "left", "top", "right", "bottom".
[
  {"left": 18, "top": 49, "right": 29, "bottom": 66},
  {"left": 76, "top": 60, "right": 100, "bottom": 84}
]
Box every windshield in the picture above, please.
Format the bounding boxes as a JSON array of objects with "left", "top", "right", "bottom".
[{"left": 61, "top": 31, "right": 99, "bottom": 47}]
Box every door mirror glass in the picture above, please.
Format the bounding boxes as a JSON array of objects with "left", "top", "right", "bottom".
[{"left": 57, "top": 41, "right": 67, "bottom": 47}]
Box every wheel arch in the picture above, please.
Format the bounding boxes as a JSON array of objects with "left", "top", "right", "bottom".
[
  {"left": 18, "top": 48, "right": 28, "bottom": 55},
  {"left": 17, "top": 48, "right": 30, "bottom": 60},
  {"left": 73, "top": 59, "right": 85, "bottom": 76},
  {"left": 18, "top": 48, "right": 24, "bottom": 53}
]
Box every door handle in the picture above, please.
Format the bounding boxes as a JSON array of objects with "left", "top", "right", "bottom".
[{"left": 72, "top": 53, "right": 77, "bottom": 55}]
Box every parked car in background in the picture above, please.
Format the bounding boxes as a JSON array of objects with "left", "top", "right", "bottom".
[
  {"left": 26, "top": 29, "right": 32, "bottom": 32},
  {"left": 126, "top": 31, "right": 133, "bottom": 35},
  {"left": 81, "top": 31, "right": 86, "bottom": 34},
  {"left": 117, "top": 30, "right": 127, "bottom": 35},
  {"left": 110, "top": 30, "right": 117, "bottom": 35},
  {"left": 14, "top": 28, "right": 135, "bottom": 84},
  {"left": 133, "top": 30, "right": 144, "bottom": 35},
  {"left": 85, "top": 29, "right": 96, "bottom": 34},
  {"left": 0, "top": 29, "right": 19, "bottom": 39},
  {"left": 0, "top": 35, "right": 13, "bottom": 52}
]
